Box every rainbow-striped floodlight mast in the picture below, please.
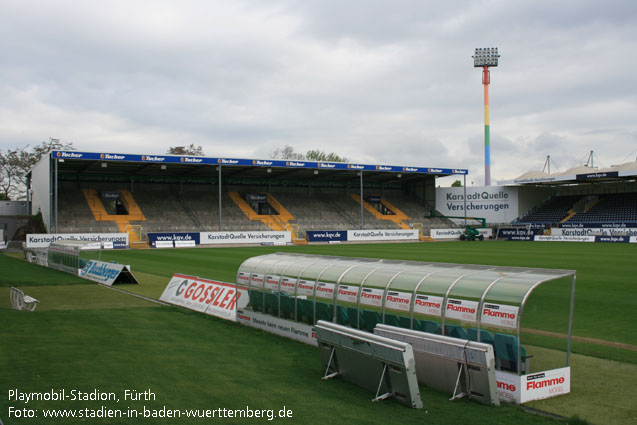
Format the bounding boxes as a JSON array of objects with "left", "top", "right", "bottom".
[{"left": 472, "top": 47, "right": 500, "bottom": 186}]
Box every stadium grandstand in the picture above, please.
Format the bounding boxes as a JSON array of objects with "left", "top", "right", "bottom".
[
  {"left": 505, "top": 161, "right": 637, "bottom": 229},
  {"left": 26, "top": 150, "right": 466, "bottom": 245},
  {"left": 7, "top": 150, "right": 635, "bottom": 246}
]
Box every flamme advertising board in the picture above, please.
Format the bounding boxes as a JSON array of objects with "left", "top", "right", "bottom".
[
  {"left": 359, "top": 287, "right": 384, "bottom": 307},
  {"left": 445, "top": 298, "right": 479, "bottom": 322},
  {"left": 384, "top": 290, "right": 412, "bottom": 312},
  {"left": 159, "top": 274, "right": 248, "bottom": 321},
  {"left": 480, "top": 303, "right": 519, "bottom": 329},
  {"left": 495, "top": 367, "right": 571, "bottom": 404},
  {"left": 413, "top": 294, "right": 444, "bottom": 317}
]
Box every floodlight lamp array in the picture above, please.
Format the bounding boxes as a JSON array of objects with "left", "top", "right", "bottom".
[{"left": 473, "top": 47, "right": 499, "bottom": 67}]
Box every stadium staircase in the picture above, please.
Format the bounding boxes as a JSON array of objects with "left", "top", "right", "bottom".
[
  {"left": 82, "top": 189, "right": 148, "bottom": 248},
  {"left": 228, "top": 192, "right": 306, "bottom": 244},
  {"left": 350, "top": 194, "right": 432, "bottom": 240}
]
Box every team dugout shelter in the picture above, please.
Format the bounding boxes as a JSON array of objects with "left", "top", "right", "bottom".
[
  {"left": 28, "top": 150, "right": 467, "bottom": 234},
  {"left": 236, "top": 252, "right": 576, "bottom": 403}
]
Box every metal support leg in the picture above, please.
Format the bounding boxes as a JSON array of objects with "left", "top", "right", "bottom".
[
  {"left": 372, "top": 363, "right": 392, "bottom": 402},
  {"left": 450, "top": 363, "right": 467, "bottom": 401},
  {"left": 322, "top": 347, "right": 339, "bottom": 380}
]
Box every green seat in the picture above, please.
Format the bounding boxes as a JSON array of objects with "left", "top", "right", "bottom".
[
  {"left": 383, "top": 313, "right": 400, "bottom": 327},
  {"left": 249, "top": 290, "right": 264, "bottom": 313},
  {"left": 361, "top": 310, "right": 381, "bottom": 332},
  {"left": 494, "top": 333, "right": 531, "bottom": 373},
  {"left": 347, "top": 307, "right": 364, "bottom": 329},
  {"left": 468, "top": 328, "right": 495, "bottom": 346},
  {"left": 264, "top": 292, "right": 279, "bottom": 316},
  {"left": 296, "top": 299, "right": 315, "bottom": 324},
  {"left": 445, "top": 324, "right": 468, "bottom": 339},
  {"left": 420, "top": 319, "right": 441, "bottom": 334},
  {"left": 315, "top": 301, "right": 334, "bottom": 322},
  {"left": 336, "top": 306, "right": 349, "bottom": 326},
  {"left": 279, "top": 293, "right": 294, "bottom": 319}
]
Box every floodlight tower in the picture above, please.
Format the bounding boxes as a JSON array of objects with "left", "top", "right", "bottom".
[{"left": 472, "top": 47, "right": 500, "bottom": 186}]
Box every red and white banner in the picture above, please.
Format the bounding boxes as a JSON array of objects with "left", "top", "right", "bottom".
[
  {"left": 384, "top": 291, "right": 412, "bottom": 312},
  {"left": 495, "top": 367, "right": 570, "bottom": 404},
  {"left": 481, "top": 303, "right": 519, "bottom": 329},
  {"left": 445, "top": 298, "right": 479, "bottom": 322},
  {"left": 296, "top": 279, "right": 315, "bottom": 296},
  {"left": 359, "top": 287, "right": 384, "bottom": 307},
  {"left": 236, "top": 272, "right": 251, "bottom": 285},
  {"left": 160, "top": 274, "right": 248, "bottom": 321},
  {"left": 279, "top": 277, "right": 297, "bottom": 294},
  {"left": 315, "top": 282, "right": 335, "bottom": 299},
  {"left": 250, "top": 273, "right": 265, "bottom": 289},
  {"left": 413, "top": 294, "right": 443, "bottom": 317},
  {"left": 337, "top": 285, "right": 359, "bottom": 303},
  {"left": 264, "top": 275, "right": 281, "bottom": 291}
]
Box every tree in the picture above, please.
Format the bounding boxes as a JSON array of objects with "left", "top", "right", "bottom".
[
  {"left": 269, "top": 145, "right": 348, "bottom": 162},
  {"left": 269, "top": 145, "right": 305, "bottom": 160},
  {"left": 451, "top": 180, "right": 463, "bottom": 187},
  {"left": 305, "top": 150, "right": 348, "bottom": 163},
  {"left": 167, "top": 144, "right": 205, "bottom": 156},
  {"left": 0, "top": 138, "right": 74, "bottom": 200}
]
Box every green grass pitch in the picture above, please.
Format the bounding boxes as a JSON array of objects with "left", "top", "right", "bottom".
[{"left": 2, "top": 241, "right": 636, "bottom": 425}]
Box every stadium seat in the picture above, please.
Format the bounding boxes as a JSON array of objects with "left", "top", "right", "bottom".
[
  {"left": 264, "top": 292, "right": 279, "bottom": 316},
  {"left": 361, "top": 310, "right": 381, "bottom": 332},
  {"left": 315, "top": 301, "right": 334, "bottom": 322},
  {"left": 399, "top": 315, "right": 422, "bottom": 331},
  {"left": 494, "top": 333, "right": 532, "bottom": 373},
  {"left": 383, "top": 313, "right": 400, "bottom": 327},
  {"left": 347, "top": 307, "right": 365, "bottom": 329},
  {"left": 336, "top": 306, "right": 349, "bottom": 326},
  {"left": 420, "top": 319, "right": 441, "bottom": 334},
  {"left": 248, "top": 290, "right": 264, "bottom": 313},
  {"left": 467, "top": 328, "right": 495, "bottom": 347},
  {"left": 296, "top": 299, "right": 315, "bottom": 324},
  {"left": 278, "top": 292, "right": 294, "bottom": 319},
  {"left": 445, "top": 324, "right": 468, "bottom": 339}
]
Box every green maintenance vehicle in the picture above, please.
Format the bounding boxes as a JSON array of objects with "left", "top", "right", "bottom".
[{"left": 442, "top": 216, "right": 487, "bottom": 241}]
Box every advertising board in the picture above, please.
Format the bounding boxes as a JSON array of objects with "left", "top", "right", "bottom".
[
  {"left": 480, "top": 303, "right": 519, "bottom": 329},
  {"left": 201, "top": 231, "right": 291, "bottom": 245},
  {"left": 431, "top": 228, "right": 493, "bottom": 239},
  {"left": 534, "top": 235, "right": 595, "bottom": 242},
  {"left": 305, "top": 230, "right": 347, "bottom": 242},
  {"left": 159, "top": 274, "right": 248, "bottom": 321},
  {"left": 413, "top": 294, "right": 443, "bottom": 317},
  {"left": 236, "top": 310, "right": 317, "bottom": 346},
  {"left": 347, "top": 229, "right": 419, "bottom": 241},
  {"left": 495, "top": 367, "right": 570, "bottom": 404},
  {"left": 27, "top": 233, "right": 129, "bottom": 249},
  {"left": 79, "top": 260, "right": 138, "bottom": 286},
  {"left": 445, "top": 298, "right": 479, "bottom": 322},
  {"left": 148, "top": 232, "right": 200, "bottom": 246}
]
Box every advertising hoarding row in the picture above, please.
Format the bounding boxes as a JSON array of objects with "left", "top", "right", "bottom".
[
  {"left": 51, "top": 150, "right": 467, "bottom": 176},
  {"left": 306, "top": 229, "right": 419, "bottom": 243}
]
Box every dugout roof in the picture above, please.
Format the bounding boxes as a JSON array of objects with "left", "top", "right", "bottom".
[
  {"left": 49, "top": 150, "right": 467, "bottom": 183},
  {"left": 237, "top": 252, "right": 576, "bottom": 375}
]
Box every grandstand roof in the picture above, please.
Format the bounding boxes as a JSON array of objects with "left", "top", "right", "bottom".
[
  {"left": 499, "top": 161, "right": 637, "bottom": 186},
  {"left": 48, "top": 150, "right": 467, "bottom": 184}
]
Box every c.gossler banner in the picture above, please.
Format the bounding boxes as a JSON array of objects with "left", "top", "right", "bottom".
[{"left": 160, "top": 274, "right": 248, "bottom": 321}]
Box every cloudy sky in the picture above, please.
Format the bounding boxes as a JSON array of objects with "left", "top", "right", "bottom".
[{"left": 1, "top": 0, "right": 636, "bottom": 185}]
